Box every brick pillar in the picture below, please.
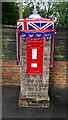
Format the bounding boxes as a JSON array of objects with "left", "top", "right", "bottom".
[{"left": 19, "top": 36, "right": 51, "bottom": 108}]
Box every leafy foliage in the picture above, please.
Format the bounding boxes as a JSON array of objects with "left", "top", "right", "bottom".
[
  {"left": 23, "top": 2, "right": 34, "bottom": 18},
  {"left": 51, "top": 2, "right": 68, "bottom": 26},
  {"left": 2, "top": 2, "right": 68, "bottom": 26},
  {"left": 2, "top": 2, "right": 19, "bottom": 25}
]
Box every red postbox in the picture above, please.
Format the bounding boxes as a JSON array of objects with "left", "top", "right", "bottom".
[{"left": 26, "top": 35, "right": 44, "bottom": 75}]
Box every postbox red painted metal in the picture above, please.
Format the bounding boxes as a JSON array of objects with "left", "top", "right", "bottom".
[{"left": 26, "top": 35, "right": 44, "bottom": 75}]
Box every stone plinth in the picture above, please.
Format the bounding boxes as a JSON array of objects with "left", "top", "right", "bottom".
[{"left": 19, "top": 36, "right": 51, "bottom": 108}]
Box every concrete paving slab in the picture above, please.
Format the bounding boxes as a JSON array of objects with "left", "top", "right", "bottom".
[{"left": 2, "top": 85, "right": 67, "bottom": 119}]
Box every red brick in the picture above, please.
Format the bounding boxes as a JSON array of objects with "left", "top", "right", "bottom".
[{"left": 2, "top": 60, "right": 68, "bottom": 86}]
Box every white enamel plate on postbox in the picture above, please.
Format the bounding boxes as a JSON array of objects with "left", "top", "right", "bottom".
[
  {"left": 32, "top": 49, "right": 37, "bottom": 59},
  {"left": 31, "top": 63, "right": 37, "bottom": 68}
]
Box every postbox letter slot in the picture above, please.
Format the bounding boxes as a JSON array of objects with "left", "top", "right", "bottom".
[
  {"left": 29, "top": 43, "right": 42, "bottom": 44},
  {"left": 27, "top": 45, "right": 31, "bottom": 47}
]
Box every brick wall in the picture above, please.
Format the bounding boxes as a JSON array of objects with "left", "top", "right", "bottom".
[
  {"left": 2, "top": 60, "right": 67, "bottom": 86},
  {"left": 50, "top": 61, "right": 67, "bottom": 86},
  {"left": 18, "top": 36, "right": 52, "bottom": 107},
  {"left": 2, "top": 60, "right": 20, "bottom": 85}
]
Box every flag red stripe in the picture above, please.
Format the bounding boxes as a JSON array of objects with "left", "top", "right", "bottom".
[
  {"left": 17, "top": 19, "right": 54, "bottom": 22},
  {"left": 41, "top": 22, "right": 52, "bottom": 30},
  {"left": 16, "top": 23, "right": 21, "bottom": 28}
]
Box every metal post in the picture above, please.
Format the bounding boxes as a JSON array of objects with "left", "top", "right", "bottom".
[{"left": 19, "top": 0, "right": 23, "bottom": 19}]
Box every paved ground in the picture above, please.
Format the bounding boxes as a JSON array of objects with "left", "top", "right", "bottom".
[{"left": 2, "top": 85, "right": 68, "bottom": 119}]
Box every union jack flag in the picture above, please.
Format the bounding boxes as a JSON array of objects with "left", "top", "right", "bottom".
[
  {"left": 27, "top": 21, "right": 54, "bottom": 30},
  {"left": 17, "top": 18, "right": 54, "bottom": 31}
]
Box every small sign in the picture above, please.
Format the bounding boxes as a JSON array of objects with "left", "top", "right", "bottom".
[
  {"left": 31, "top": 63, "right": 37, "bottom": 68},
  {"left": 32, "top": 49, "right": 37, "bottom": 59}
]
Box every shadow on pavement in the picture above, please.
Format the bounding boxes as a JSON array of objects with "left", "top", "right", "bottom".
[{"left": 2, "top": 85, "right": 67, "bottom": 119}]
